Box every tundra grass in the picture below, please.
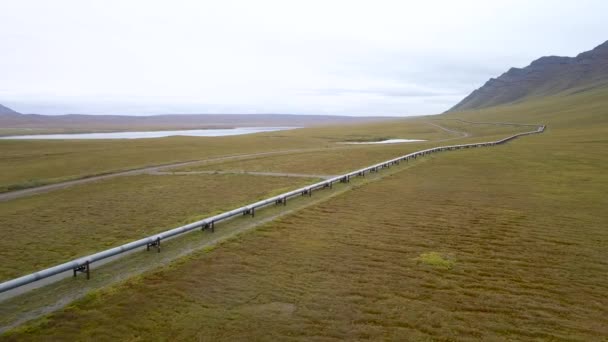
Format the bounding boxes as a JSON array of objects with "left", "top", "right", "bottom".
[
  {"left": 179, "top": 143, "right": 431, "bottom": 175},
  {"left": 4, "top": 89, "right": 606, "bottom": 340},
  {"left": 178, "top": 124, "right": 526, "bottom": 175},
  {"left": 0, "top": 158, "right": 420, "bottom": 333},
  {"left": 0, "top": 119, "right": 522, "bottom": 281},
  {"left": 0, "top": 119, "right": 448, "bottom": 193},
  {"left": 0, "top": 173, "right": 316, "bottom": 281}
]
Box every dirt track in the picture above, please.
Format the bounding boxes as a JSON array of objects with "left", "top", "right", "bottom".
[{"left": 148, "top": 170, "right": 337, "bottom": 179}]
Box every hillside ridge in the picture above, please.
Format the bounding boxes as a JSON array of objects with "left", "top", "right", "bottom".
[
  {"left": 0, "top": 104, "right": 20, "bottom": 116},
  {"left": 449, "top": 40, "right": 608, "bottom": 112}
]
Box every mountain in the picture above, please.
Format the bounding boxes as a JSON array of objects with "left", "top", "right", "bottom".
[
  {"left": 0, "top": 104, "right": 20, "bottom": 115},
  {"left": 449, "top": 40, "right": 608, "bottom": 112}
]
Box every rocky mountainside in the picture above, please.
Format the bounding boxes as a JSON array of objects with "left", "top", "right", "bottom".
[{"left": 449, "top": 40, "right": 608, "bottom": 112}]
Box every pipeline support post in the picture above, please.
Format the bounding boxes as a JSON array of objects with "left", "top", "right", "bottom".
[
  {"left": 73, "top": 261, "right": 90, "bottom": 280},
  {"left": 243, "top": 208, "right": 255, "bottom": 217},
  {"left": 146, "top": 237, "right": 161, "bottom": 253},
  {"left": 202, "top": 221, "right": 215, "bottom": 232}
]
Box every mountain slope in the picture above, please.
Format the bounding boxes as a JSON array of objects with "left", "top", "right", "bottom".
[
  {"left": 0, "top": 104, "right": 20, "bottom": 115},
  {"left": 449, "top": 40, "right": 608, "bottom": 112}
]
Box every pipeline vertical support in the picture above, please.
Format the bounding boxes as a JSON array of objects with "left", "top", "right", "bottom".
[
  {"left": 202, "top": 221, "right": 215, "bottom": 232},
  {"left": 73, "top": 261, "right": 90, "bottom": 280},
  {"left": 146, "top": 237, "right": 161, "bottom": 253}
]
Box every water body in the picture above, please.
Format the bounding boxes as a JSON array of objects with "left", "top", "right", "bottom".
[
  {"left": 1, "top": 127, "right": 298, "bottom": 140},
  {"left": 340, "top": 139, "right": 426, "bottom": 145}
]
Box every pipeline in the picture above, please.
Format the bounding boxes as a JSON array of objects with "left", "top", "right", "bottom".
[{"left": 0, "top": 123, "right": 545, "bottom": 293}]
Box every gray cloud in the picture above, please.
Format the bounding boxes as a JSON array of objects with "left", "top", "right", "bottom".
[{"left": 0, "top": 0, "right": 607, "bottom": 116}]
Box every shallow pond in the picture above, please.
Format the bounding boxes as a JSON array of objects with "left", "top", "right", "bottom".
[{"left": 0, "top": 127, "right": 298, "bottom": 140}]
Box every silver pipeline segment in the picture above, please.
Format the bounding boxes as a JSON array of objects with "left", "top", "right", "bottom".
[{"left": 0, "top": 124, "right": 545, "bottom": 294}]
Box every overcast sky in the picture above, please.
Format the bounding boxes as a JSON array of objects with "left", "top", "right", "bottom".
[{"left": 1, "top": 0, "right": 607, "bottom": 116}]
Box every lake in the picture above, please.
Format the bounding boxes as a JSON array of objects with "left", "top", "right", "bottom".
[
  {"left": 339, "top": 139, "right": 426, "bottom": 144},
  {"left": 0, "top": 127, "right": 298, "bottom": 140}
]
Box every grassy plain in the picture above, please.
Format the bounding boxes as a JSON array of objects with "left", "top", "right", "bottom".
[
  {"left": 0, "top": 119, "right": 449, "bottom": 193},
  {"left": 0, "top": 135, "right": 317, "bottom": 193},
  {"left": 0, "top": 173, "right": 315, "bottom": 281},
  {"left": 177, "top": 123, "right": 526, "bottom": 175},
  {"left": 4, "top": 88, "right": 606, "bottom": 340},
  {"left": 0, "top": 162, "right": 421, "bottom": 333},
  {"left": 180, "top": 145, "right": 428, "bottom": 175}
]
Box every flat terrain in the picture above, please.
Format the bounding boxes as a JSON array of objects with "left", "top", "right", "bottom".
[
  {"left": 2, "top": 87, "right": 607, "bottom": 340},
  {"left": 0, "top": 163, "right": 413, "bottom": 334},
  {"left": 3, "top": 88, "right": 606, "bottom": 340},
  {"left": 0, "top": 112, "right": 396, "bottom": 136},
  {"left": 0, "top": 118, "right": 526, "bottom": 282},
  {"left": 0, "top": 118, "right": 469, "bottom": 281},
  {"left": 179, "top": 123, "right": 525, "bottom": 175},
  {"left": 0, "top": 119, "right": 446, "bottom": 193},
  {"left": 0, "top": 173, "right": 315, "bottom": 281}
]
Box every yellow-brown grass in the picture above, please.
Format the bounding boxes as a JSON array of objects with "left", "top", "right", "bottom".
[
  {"left": 4, "top": 88, "right": 607, "bottom": 340},
  {"left": 0, "top": 174, "right": 315, "bottom": 281},
  {"left": 0, "top": 119, "right": 448, "bottom": 193}
]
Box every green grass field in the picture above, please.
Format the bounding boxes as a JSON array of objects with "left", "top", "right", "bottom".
[{"left": 2, "top": 88, "right": 607, "bottom": 340}]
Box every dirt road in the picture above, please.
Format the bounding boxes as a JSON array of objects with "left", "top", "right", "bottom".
[{"left": 0, "top": 147, "right": 339, "bottom": 202}]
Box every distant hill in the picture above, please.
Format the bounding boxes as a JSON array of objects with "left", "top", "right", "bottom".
[
  {"left": 448, "top": 40, "right": 608, "bottom": 112},
  {"left": 0, "top": 104, "right": 20, "bottom": 115},
  {"left": 0, "top": 110, "right": 394, "bottom": 135}
]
